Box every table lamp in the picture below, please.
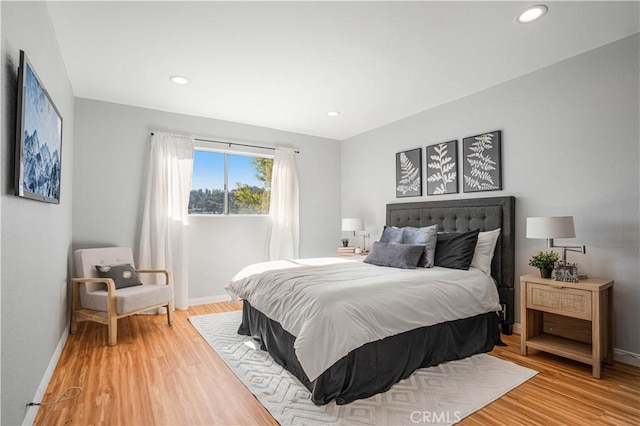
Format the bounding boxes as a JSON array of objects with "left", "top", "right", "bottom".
[
  {"left": 342, "top": 218, "right": 368, "bottom": 251},
  {"left": 526, "top": 216, "right": 586, "bottom": 262}
]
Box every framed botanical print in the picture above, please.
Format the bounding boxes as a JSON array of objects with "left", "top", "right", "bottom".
[
  {"left": 463, "top": 130, "right": 502, "bottom": 193},
  {"left": 395, "top": 148, "right": 422, "bottom": 198},
  {"left": 426, "top": 140, "right": 458, "bottom": 195}
]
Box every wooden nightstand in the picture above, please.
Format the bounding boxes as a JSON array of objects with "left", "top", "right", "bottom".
[
  {"left": 337, "top": 248, "right": 368, "bottom": 257},
  {"left": 520, "top": 274, "right": 614, "bottom": 378}
]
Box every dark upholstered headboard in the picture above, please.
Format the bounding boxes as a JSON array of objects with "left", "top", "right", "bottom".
[{"left": 386, "top": 196, "right": 516, "bottom": 334}]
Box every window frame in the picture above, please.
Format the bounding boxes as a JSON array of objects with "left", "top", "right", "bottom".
[{"left": 190, "top": 146, "right": 274, "bottom": 217}]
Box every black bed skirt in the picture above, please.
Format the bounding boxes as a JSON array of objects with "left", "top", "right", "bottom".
[{"left": 238, "top": 301, "right": 501, "bottom": 405}]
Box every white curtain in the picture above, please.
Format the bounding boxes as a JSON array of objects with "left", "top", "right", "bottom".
[
  {"left": 138, "top": 132, "right": 194, "bottom": 310},
  {"left": 268, "top": 147, "right": 300, "bottom": 260}
]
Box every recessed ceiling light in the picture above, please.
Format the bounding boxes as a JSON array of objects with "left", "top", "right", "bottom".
[
  {"left": 169, "top": 75, "right": 189, "bottom": 85},
  {"left": 516, "top": 4, "right": 548, "bottom": 24},
  {"left": 327, "top": 111, "right": 340, "bottom": 117}
]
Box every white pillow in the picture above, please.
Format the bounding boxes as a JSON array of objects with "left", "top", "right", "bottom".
[{"left": 470, "top": 228, "right": 501, "bottom": 276}]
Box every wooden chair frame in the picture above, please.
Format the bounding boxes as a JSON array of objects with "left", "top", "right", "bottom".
[{"left": 70, "top": 269, "right": 174, "bottom": 346}]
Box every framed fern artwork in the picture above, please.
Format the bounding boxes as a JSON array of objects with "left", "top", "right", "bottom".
[
  {"left": 426, "top": 140, "right": 458, "bottom": 195},
  {"left": 395, "top": 148, "right": 422, "bottom": 198},
  {"left": 463, "top": 130, "right": 502, "bottom": 193}
]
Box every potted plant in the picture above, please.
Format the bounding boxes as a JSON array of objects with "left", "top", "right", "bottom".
[
  {"left": 341, "top": 238, "right": 349, "bottom": 247},
  {"left": 528, "top": 251, "right": 559, "bottom": 278}
]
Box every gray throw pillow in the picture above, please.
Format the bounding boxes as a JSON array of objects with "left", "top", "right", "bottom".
[
  {"left": 364, "top": 242, "right": 424, "bottom": 269},
  {"left": 95, "top": 264, "right": 143, "bottom": 290},
  {"left": 401, "top": 224, "right": 438, "bottom": 268},
  {"left": 379, "top": 226, "right": 404, "bottom": 244}
]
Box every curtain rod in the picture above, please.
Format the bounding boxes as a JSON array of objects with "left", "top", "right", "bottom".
[{"left": 150, "top": 132, "right": 299, "bottom": 154}]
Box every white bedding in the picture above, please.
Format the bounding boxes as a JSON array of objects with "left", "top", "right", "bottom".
[{"left": 225, "top": 258, "right": 501, "bottom": 381}]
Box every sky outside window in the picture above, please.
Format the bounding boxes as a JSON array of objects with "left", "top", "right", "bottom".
[
  {"left": 192, "top": 151, "right": 224, "bottom": 190},
  {"left": 192, "top": 151, "right": 265, "bottom": 190}
]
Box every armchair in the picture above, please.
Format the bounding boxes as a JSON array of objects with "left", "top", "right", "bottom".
[{"left": 71, "top": 247, "right": 174, "bottom": 345}]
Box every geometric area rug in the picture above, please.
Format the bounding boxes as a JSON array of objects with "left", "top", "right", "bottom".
[{"left": 189, "top": 311, "right": 537, "bottom": 425}]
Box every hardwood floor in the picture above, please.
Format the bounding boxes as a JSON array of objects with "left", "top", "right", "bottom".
[{"left": 37, "top": 302, "right": 639, "bottom": 425}]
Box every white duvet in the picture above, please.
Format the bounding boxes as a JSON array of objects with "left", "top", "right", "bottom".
[{"left": 225, "top": 258, "right": 501, "bottom": 381}]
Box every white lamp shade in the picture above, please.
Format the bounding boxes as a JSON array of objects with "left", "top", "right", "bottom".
[
  {"left": 342, "top": 218, "right": 364, "bottom": 232},
  {"left": 526, "top": 216, "right": 576, "bottom": 239}
]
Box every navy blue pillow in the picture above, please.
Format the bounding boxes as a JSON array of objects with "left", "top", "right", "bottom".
[
  {"left": 364, "top": 242, "right": 424, "bottom": 269},
  {"left": 434, "top": 229, "right": 480, "bottom": 270}
]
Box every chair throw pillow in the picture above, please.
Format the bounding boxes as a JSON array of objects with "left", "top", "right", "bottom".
[
  {"left": 95, "top": 264, "right": 143, "bottom": 290},
  {"left": 364, "top": 241, "right": 425, "bottom": 269}
]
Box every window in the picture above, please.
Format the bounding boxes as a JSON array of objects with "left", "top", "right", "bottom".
[{"left": 189, "top": 149, "right": 273, "bottom": 215}]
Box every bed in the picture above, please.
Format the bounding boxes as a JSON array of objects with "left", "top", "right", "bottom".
[{"left": 227, "top": 196, "right": 515, "bottom": 405}]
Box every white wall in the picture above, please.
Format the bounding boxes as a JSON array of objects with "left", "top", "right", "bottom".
[
  {"left": 341, "top": 34, "right": 640, "bottom": 354},
  {"left": 73, "top": 99, "right": 342, "bottom": 302},
  {"left": 1, "top": 2, "right": 75, "bottom": 424}
]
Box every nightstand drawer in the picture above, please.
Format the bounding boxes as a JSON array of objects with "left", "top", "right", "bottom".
[{"left": 527, "top": 283, "right": 592, "bottom": 320}]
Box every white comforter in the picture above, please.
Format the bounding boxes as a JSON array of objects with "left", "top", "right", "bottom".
[{"left": 225, "top": 258, "right": 501, "bottom": 381}]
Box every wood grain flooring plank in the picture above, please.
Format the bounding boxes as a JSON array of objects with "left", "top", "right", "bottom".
[{"left": 36, "top": 302, "right": 639, "bottom": 425}]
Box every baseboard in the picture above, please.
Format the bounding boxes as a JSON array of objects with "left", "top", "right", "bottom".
[
  {"left": 614, "top": 349, "right": 640, "bottom": 367},
  {"left": 512, "top": 323, "right": 522, "bottom": 335},
  {"left": 22, "top": 325, "right": 69, "bottom": 426},
  {"left": 188, "top": 294, "right": 230, "bottom": 307},
  {"left": 512, "top": 322, "right": 640, "bottom": 367}
]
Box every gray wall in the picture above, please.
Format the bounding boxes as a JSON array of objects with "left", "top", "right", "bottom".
[
  {"left": 73, "top": 98, "right": 342, "bottom": 301},
  {"left": 341, "top": 34, "right": 640, "bottom": 354},
  {"left": 1, "top": 2, "right": 75, "bottom": 424},
  {"left": 0, "top": 3, "right": 3, "bottom": 421}
]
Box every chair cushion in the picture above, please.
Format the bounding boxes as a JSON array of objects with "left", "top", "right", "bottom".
[
  {"left": 80, "top": 284, "right": 174, "bottom": 315},
  {"left": 95, "top": 264, "right": 143, "bottom": 289},
  {"left": 75, "top": 247, "right": 135, "bottom": 293}
]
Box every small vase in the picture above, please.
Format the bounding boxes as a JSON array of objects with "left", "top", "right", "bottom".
[
  {"left": 342, "top": 241, "right": 349, "bottom": 247},
  {"left": 539, "top": 268, "right": 553, "bottom": 279}
]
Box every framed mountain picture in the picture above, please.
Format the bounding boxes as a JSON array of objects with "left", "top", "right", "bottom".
[
  {"left": 15, "top": 50, "right": 63, "bottom": 204},
  {"left": 463, "top": 130, "right": 502, "bottom": 193},
  {"left": 426, "top": 140, "right": 458, "bottom": 195},
  {"left": 395, "top": 148, "right": 422, "bottom": 198}
]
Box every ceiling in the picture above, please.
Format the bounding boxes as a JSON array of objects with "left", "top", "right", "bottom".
[{"left": 47, "top": 1, "right": 639, "bottom": 140}]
